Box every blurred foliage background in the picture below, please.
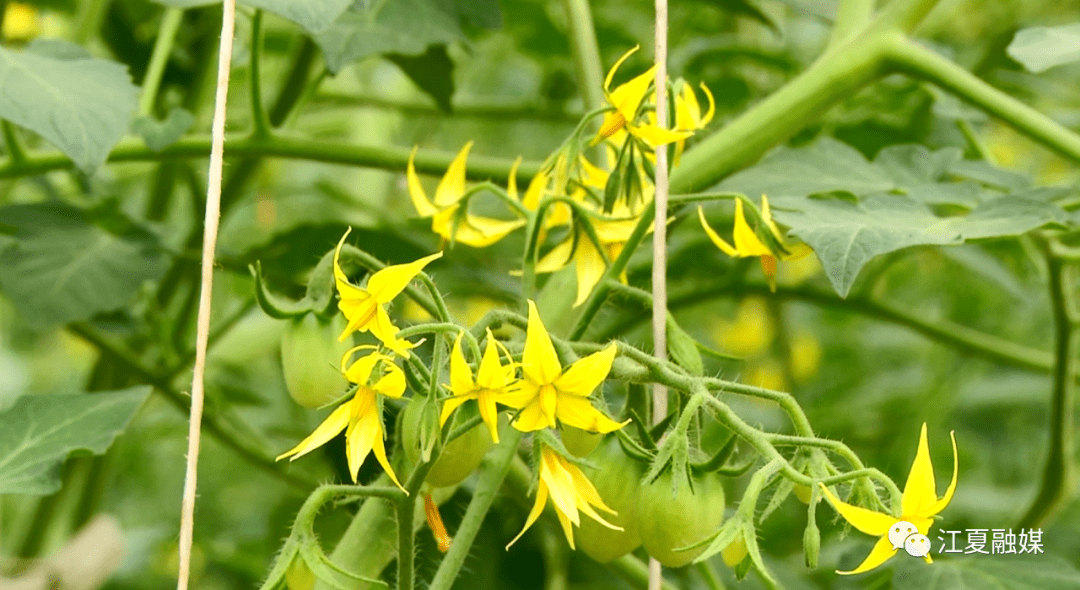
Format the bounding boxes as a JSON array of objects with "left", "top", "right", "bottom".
[{"left": 2, "top": 0, "right": 1080, "bottom": 588}]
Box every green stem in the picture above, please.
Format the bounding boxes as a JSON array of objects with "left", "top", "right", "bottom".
[
  {"left": 886, "top": 38, "right": 1080, "bottom": 164},
  {"left": 140, "top": 7, "right": 184, "bottom": 116},
  {"left": 605, "top": 554, "right": 680, "bottom": 590},
  {"left": 428, "top": 429, "right": 524, "bottom": 590},
  {"left": 314, "top": 92, "right": 582, "bottom": 123},
  {"left": 695, "top": 561, "right": 728, "bottom": 590},
  {"left": 72, "top": 0, "right": 108, "bottom": 45},
  {"left": 0, "top": 134, "right": 543, "bottom": 182},
  {"left": 249, "top": 10, "right": 271, "bottom": 138},
  {"left": 2, "top": 121, "right": 25, "bottom": 165},
  {"left": 827, "top": 0, "right": 874, "bottom": 50},
  {"left": 561, "top": 0, "right": 605, "bottom": 112},
  {"left": 1019, "top": 246, "right": 1078, "bottom": 527}
]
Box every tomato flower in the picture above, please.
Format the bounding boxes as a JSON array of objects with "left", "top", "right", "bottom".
[
  {"left": 535, "top": 205, "right": 640, "bottom": 307},
  {"left": 501, "top": 301, "right": 626, "bottom": 433},
  {"left": 697, "top": 195, "right": 811, "bottom": 291},
  {"left": 506, "top": 446, "right": 621, "bottom": 550},
  {"left": 672, "top": 80, "right": 715, "bottom": 166},
  {"left": 819, "top": 423, "right": 958, "bottom": 575},
  {"left": 592, "top": 46, "right": 693, "bottom": 148},
  {"left": 440, "top": 329, "right": 519, "bottom": 443},
  {"left": 333, "top": 229, "right": 441, "bottom": 357},
  {"left": 277, "top": 347, "right": 409, "bottom": 492},
  {"left": 408, "top": 142, "right": 525, "bottom": 247}
]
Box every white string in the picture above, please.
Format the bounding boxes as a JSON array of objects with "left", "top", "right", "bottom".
[
  {"left": 649, "top": 0, "right": 669, "bottom": 589},
  {"left": 176, "top": 1, "right": 236, "bottom": 587}
]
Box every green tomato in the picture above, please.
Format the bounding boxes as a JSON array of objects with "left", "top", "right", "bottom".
[
  {"left": 575, "top": 436, "right": 644, "bottom": 563},
  {"left": 280, "top": 313, "right": 351, "bottom": 408},
  {"left": 561, "top": 425, "right": 603, "bottom": 457},
  {"left": 635, "top": 470, "right": 726, "bottom": 567},
  {"left": 401, "top": 398, "right": 492, "bottom": 488}
]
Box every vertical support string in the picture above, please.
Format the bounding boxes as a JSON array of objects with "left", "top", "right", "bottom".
[
  {"left": 649, "top": 1, "right": 669, "bottom": 589},
  {"left": 176, "top": 1, "right": 236, "bottom": 588}
]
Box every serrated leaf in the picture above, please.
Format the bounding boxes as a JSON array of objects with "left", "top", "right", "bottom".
[
  {"left": 315, "top": 0, "right": 463, "bottom": 73},
  {"left": 151, "top": 0, "right": 351, "bottom": 34},
  {"left": 131, "top": 107, "right": 194, "bottom": 152},
  {"left": 892, "top": 554, "right": 1080, "bottom": 590},
  {"left": 0, "top": 203, "right": 170, "bottom": 326},
  {"left": 947, "top": 195, "right": 1068, "bottom": 239},
  {"left": 0, "top": 45, "right": 137, "bottom": 172},
  {"left": 0, "top": 388, "right": 150, "bottom": 495},
  {"left": 1007, "top": 23, "right": 1080, "bottom": 73}
]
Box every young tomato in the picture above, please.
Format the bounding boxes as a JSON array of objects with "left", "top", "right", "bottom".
[
  {"left": 635, "top": 470, "right": 726, "bottom": 567},
  {"left": 401, "top": 398, "right": 492, "bottom": 488},
  {"left": 575, "top": 436, "right": 643, "bottom": 563},
  {"left": 280, "top": 313, "right": 351, "bottom": 408},
  {"left": 560, "top": 425, "right": 603, "bottom": 457}
]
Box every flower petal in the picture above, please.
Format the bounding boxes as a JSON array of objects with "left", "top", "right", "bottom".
[
  {"left": 367, "top": 252, "right": 443, "bottom": 304},
  {"left": 371, "top": 304, "right": 413, "bottom": 358},
  {"left": 476, "top": 330, "right": 508, "bottom": 390},
  {"left": 507, "top": 156, "right": 521, "bottom": 201},
  {"left": 453, "top": 214, "right": 525, "bottom": 248},
  {"left": 610, "top": 65, "right": 658, "bottom": 121},
  {"left": 521, "top": 168, "right": 547, "bottom": 211},
  {"left": 603, "top": 45, "right": 640, "bottom": 92},
  {"left": 535, "top": 238, "right": 575, "bottom": 274},
  {"left": 555, "top": 395, "right": 627, "bottom": 433},
  {"left": 369, "top": 411, "right": 406, "bottom": 492},
  {"left": 698, "top": 207, "right": 739, "bottom": 257},
  {"left": 902, "top": 423, "right": 938, "bottom": 517},
  {"left": 573, "top": 236, "right": 607, "bottom": 307},
  {"left": 407, "top": 146, "right": 439, "bottom": 217},
  {"left": 439, "top": 396, "right": 471, "bottom": 427},
  {"left": 478, "top": 391, "right": 501, "bottom": 444},
  {"left": 837, "top": 535, "right": 897, "bottom": 575},
  {"left": 506, "top": 480, "right": 549, "bottom": 549},
  {"left": 698, "top": 82, "right": 715, "bottom": 127},
  {"left": 628, "top": 123, "right": 694, "bottom": 147},
  {"left": 371, "top": 363, "right": 406, "bottom": 399},
  {"left": 818, "top": 483, "right": 894, "bottom": 536},
  {"left": 342, "top": 348, "right": 384, "bottom": 384},
  {"left": 434, "top": 142, "right": 472, "bottom": 208},
  {"left": 344, "top": 395, "right": 378, "bottom": 481},
  {"left": 926, "top": 430, "right": 958, "bottom": 517},
  {"left": 540, "top": 449, "right": 581, "bottom": 526},
  {"left": 522, "top": 300, "right": 563, "bottom": 385},
  {"left": 450, "top": 331, "right": 476, "bottom": 395},
  {"left": 276, "top": 402, "right": 350, "bottom": 461},
  {"left": 540, "top": 384, "right": 558, "bottom": 429},
  {"left": 732, "top": 198, "right": 773, "bottom": 257},
  {"left": 511, "top": 398, "right": 550, "bottom": 432},
  {"left": 553, "top": 343, "right": 617, "bottom": 397}
]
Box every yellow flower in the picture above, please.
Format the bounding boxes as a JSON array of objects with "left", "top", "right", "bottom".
[
  {"left": 535, "top": 205, "right": 639, "bottom": 307},
  {"left": 819, "top": 423, "right": 958, "bottom": 575},
  {"left": 698, "top": 195, "right": 812, "bottom": 292},
  {"left": 3, "top": 3, "right": 40, "bottom": 41},
  {"left": 333, "top": 228, "right": 441, "bottom": 357},
  {"left": 592, "top": 46, "right": 693, "bottom": 148},
  {"left": 408, "top": 143, "right": 525, "bottom": 247},
  {"left": 506, "top": 446, "right": 621, "bottom": 549},
  {"left": 441, "top": 329, "right": 519, "bottom": 443},
  {"left": 672, "top": 81, "right": 715, "bottom": 167},
  {"left": 508, "top": 156, "right": 570, "bottom": 232},
  {"left": 277, "top": 347, "right": 409, "bottom": 492},
  {"left": 501, "top": 301, "right": 626, "bottom": 433}
]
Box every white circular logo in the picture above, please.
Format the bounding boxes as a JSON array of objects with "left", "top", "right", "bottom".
[
  {"left": 904, "top": 533, "right": 931, "bottom": 558},
  {"left": 888, "top": 520, "right": 919, "bottom": 550}
]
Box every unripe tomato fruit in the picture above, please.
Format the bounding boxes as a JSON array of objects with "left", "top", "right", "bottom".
[
  {"left": 561, "top": 425, "right": 602, "bottom": 457},
  {"left": 635, "top": 471, "right": 726, "bottom": 567},
  {"left": 401, "top": 399, "right": 492, "bottom": 488},
  {"left": 280, "top": 313, "right": 351, "bottom": 408},
  {"left": 575, "top": 436, "right": 643, "bottom": 562}
]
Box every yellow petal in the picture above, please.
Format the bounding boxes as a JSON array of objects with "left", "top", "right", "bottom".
[
  {"left": 500, "top": 381, "right": 540, "bottom": 410},
  {"left": 371, "top": 304, "right": 413, "bottom": 358},
  {"left": 561, "top": 454, "right": 617, "bottom": 516},
  {"left": 604, "top": 46, "right": 640, "bottom": 92},
  {"left": 512, "top": 398, "right": 551, "bottom": 432},
  {"left": 579, "top": 156, "right": 609, "bottom": 190},
  {"left": 370, "top": 412, "right": 406, "bottom": 492},
  {"left": 902, "top": 423, "right": 938, "bottom": 517},
  {"left": 476, "top": 330, "right": 508, "bottom": 390},
  {"left": 407, "top": 146, "right": 439, "bottom": 217},
  {"left": 698, "top": 82, "right": 715, "bottom": 127},
  {"left": 367, "top": 251, "right": 443, "bottom": 304},
  {"left": 675, "top": 82, "right": 701, "bottom": 131},
  {"left": 610, "top": 65, "right": 658, "bottom": 122},
  {"left": 522, "top": 300, "right": 563, "bottom": 385},
  {"left": 371, "top": 363, "right": 406, "bottom": 398},
  {"left": 540, "top": 384, "right": 558, "bottom": 429},
  {"left": 342, "top": 348, "right": 384, "bottom": 384},
  {"left": 818, "top": 483, "right": 894, "bottom": 537},
  {"left": 478, "top": 392, "right": 501, "bottom": 444},
  {"left": 434, "top": 142, "right": 472, "bottom": 208},
  {"left": 555, "top": 506, "right": 577, "bottom": 550},
  {"left": 506, "top": 480, "right": 549, "bottom": 550},
  {"left": 698, "top": 207, "right": 739, "bottom": 257},
  {"left": 522, "top": 169, "right": 548, "bottom": 211},
  {"left": 732, "top": 198, "right": 773, "bottom": 257},
  {"left": 535, "top": 238, "right": 574, "bottom": 274},
  {"left": 555, "top": 395, "right": 627, "bottom": 434},
  {"left": 452, "top": 215, "right": 525, "bottom": 248},
  {"left": 573, "top": 236, "right": 607, "bottom": 307},
  {"left": 925, "top": 430, "right": 958, "bottom": 517},
  {"left": 345, "top": 399, "right": 379, "bottom": 481},
  {"left": 553, "top": 343, "right": 616, "bottom": 397},
  {"left": 439, "top": 396, "right": 471, "bottom": 427},
  {"left": 593, "top": 111, "right": 627, "bottom": 145},
  {"left": 628, "top": 123, "right": 694, "bottom": 148},
  {"left": 449, "top": 331, "right": 476, "bottom": 395},
  {"left": 540, "top": 449, "right": 581, "bottom": 526},
  {"left": 276, "top": 402, "right": 350, "bottom": 461},
  {"left": 507, "top": 156, "right": 522, "bottom": 201},
  {"left": 837, "top": 535, "right": 897, "bottom": 575}
]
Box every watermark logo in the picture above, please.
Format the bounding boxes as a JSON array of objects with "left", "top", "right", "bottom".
[{"left": 937, "top": 529, "right": 1045, "bottom": 555}]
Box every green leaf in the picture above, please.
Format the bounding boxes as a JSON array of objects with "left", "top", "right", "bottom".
[
  {"left": 892, "top": 554, "right": 1080, "bottom": 589},
  {"left": 0, "top": 45, "right": 138, "bottom": 172},
  {"left": 1007, "top": 23, "right": 1080, "bottom": 74},
  {"left": 773, "top": 192, "right": 1065, "bottom": 297},
  {"left": 131, "top": 107, "right": 195, "bottom": 152},
  {"left": 386, "top": 45, "right": 455, "bottom": 113},
  {"left": 0, "top": 203, "right": 169, "bottom": 326},
  {"left": 0, "top": 387, "right": 151, "bottom": 495},
  {"left": 315, "top": 0, "right": 463, "bottom": 74},
  {"left": 151, "top": 0, "right": 351, "bottom": 34}
]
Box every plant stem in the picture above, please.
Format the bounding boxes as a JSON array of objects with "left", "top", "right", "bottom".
[
  {"left": 562, "top": 0, "right": 605, "bottom": 112},
  {"left": 695, "top": 561, "right": 728, "bottom": 590},
  {"left": 606, "top": 554, "right": 680, "bottom": 590},
  {"left": 140, "top": 7, "right": 184, "bottom": 116},
  {"left": 249, "top": 9, "right": 271, "bottom": 138},
  {"left": 428, "top": 429, "right": 524, "bottom": 590},
  {"left": 1019, "top": 246, "right": 1078, "bottom": 527},
  {"left": 0, "top": 134, "right": 543, "bottom": 182},
  {"left": 314, "top": 92, "right": 582, "bottom": 122},
  {"left": 827, "top": 0, "right": 874, "bottom": 50},
  {"left": 886, "top": 38, "right": 1080, "bottom": 165},
  {"left": 2, "top": 121, "right": 25, "bottom": 165}
]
